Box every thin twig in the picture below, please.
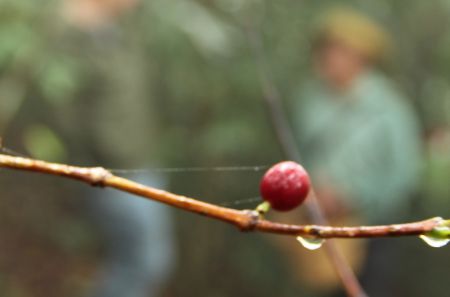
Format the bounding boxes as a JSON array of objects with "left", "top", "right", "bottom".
[{"left": 0, "top": 153, "right": 444, "bottom": 239}]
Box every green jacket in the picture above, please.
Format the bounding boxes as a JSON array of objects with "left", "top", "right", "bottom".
[{"left": 293, "top": 71, "right": 422, "bottom": 223}]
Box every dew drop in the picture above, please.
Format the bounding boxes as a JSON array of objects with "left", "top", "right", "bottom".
[
  {"left": 418, "top": 219, "right": 450, "bottom": 248},
  {"left": 296, "top": 236, "right": 325, "bottom": 250},
  {"left": 419, "top": 234, "right": 449, "bottom": 248}
]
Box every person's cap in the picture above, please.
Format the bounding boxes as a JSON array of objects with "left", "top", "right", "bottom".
[{"left": 314, "top": 7, "right": 391, "bottom": 62}]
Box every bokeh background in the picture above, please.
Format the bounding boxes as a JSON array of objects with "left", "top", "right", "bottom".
[{"left": 1, "top": 0, "right": 450, "bottom": 296}]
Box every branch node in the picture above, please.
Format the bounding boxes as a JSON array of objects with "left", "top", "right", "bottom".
[
  {"left": 240, "top": 210, "right": 260, "bottom": 232},
  {"left": 308, "top": 225, "right": 322, "bottom": 237},
  {"left": 88, "top": 167, "right": 112, "bottom": 187}
]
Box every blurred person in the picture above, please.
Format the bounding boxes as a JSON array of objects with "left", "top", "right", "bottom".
[
  {"left": 58, "top": 2, "right": 176, "bottom": 297},
  {"left": 87, "top": 174, "right": 175, "bottom": 297},
  {"left": 62, "top": 0, "right": 141, "bottom": 29},
  {"left": 277, "top": 7, "right": 422, "bottom": 297},
  {"left": 296, "top": 6, "right": 422, "bottom": 226}
]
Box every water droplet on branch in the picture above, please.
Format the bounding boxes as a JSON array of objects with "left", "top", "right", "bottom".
[
  {"left": 419, "top": 234, "right": 449, "bottom": 248},
  {"left": 419, "top": 226, "right": 450, "bottom": 248},
  {"left": 296, "top": 236, "right": 325, "bottom": 250}
]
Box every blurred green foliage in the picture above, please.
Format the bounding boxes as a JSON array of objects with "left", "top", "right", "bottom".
[{"left": 1, "top": 0, "right": 450, "bottom": 297}]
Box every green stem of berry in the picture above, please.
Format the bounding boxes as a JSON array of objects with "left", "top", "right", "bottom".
[{"left": 255, "top": 201, "right": 271, "bottom": 215}]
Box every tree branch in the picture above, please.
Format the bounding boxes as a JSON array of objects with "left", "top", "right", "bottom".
[{"left": 0, "top": 153, "right": 445, "bottom": 239}]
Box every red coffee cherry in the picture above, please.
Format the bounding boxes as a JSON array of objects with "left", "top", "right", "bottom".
[{"left": 260, "top": 161, "right": 311, "bottom": 211}]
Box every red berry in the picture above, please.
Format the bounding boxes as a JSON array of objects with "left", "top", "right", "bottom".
[{"left": 260, "top": 161, "right": 311, "bottom": 211}]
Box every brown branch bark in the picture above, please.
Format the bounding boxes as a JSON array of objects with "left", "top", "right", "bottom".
[{"left": 0, "top": 153, "right": 443, "bottom": 239}]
